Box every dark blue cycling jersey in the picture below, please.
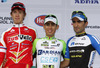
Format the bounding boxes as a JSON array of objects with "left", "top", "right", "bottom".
[{"left": 64, "top": 33, "right": 100, "bottom": 68}]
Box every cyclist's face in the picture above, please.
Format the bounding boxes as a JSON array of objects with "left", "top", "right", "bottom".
[
  {"left": 11, "top": 9, "right": 26, "bottom": 24},
  {"left": 43, "top": 21, "right": 59, "bottom": 37},
  {"left": 72, "top": 17, "right": 88, "bottom": 34}
]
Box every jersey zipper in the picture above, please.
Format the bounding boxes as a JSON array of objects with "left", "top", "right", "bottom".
[{"left": 16, "top": 24, "right": 21, "bottom": 63}]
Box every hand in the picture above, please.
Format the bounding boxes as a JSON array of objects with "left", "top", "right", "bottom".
[{"left": 2, "top": 59, "right": 7, "bottom": 67}]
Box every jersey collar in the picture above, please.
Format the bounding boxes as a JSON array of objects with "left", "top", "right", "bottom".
[
  {"left": 76, "top": 32, "right": 87, "bottom": 37},
  {"left": 13, "top": 24, "right": 24, "bottom": 27},
  {"left": 45, "top": 36, "right": 56, "bottom": 40}
]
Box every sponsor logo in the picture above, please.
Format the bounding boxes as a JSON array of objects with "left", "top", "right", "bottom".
[
  {"left": 71, "top": 42, "right": 84, "bottom": 46},
  {"left": 89, "top": 51, "right": 96, "bottom": 67},
  {"left": 44, "top": 47, "right": 55, "bottom": 49},
  {"left": 71, "top": 42, "right": 75, "bottom": 46},
  {"left": 41, "top": 41, "right": 49, "bottom": 46},
  {"left": 86, "top": 25, "right": 100, "bottom": 29},
  {"left": 1, "top": 0, "right": 7, "bottom": 3},
  {"left": 34, "top": 15, "right": 46, "bottom": 26},
  {"left": 52, "top": 41, "right": 56, "bottom": 44},
  {"left": 70, "top": 49, "right": 85, "bottom": 53},
  {"left": 51, "top": 44, "right": 60, "bottom": 47},
  {"left": 41, "top": 57, "right": 58, "bottom": 63},
  {"left": 38, "top": 50, "right": 61, "bottom": 55},
  {"left": 10, "top": 43, "right": 18, "bottom": 50},
  {"left": 10, "top": 43, "right": 17, "bottom": 47},
  {"left": 10, "top": 29, "right": 15, "bottom": 33},
  {"left": 43, "top": 65, "right": 54, "bottom": 68},
  {"left": 71, "top": 55, "right": 82, "bottom": 58},
  {"left": 7, "top": 34, "right": 32, "bottom": 42},
  {"left": 21, "top": 43, "right": 29, "bottom": 45},
  {"left": 81, "top": 37, "right": 86, "bottom": 40},
  {"left": 75, "top": 0, "right": 99, "bottom": 4},
  {"left": 0, "top": 16, "right": 13, "bottom": 24}
]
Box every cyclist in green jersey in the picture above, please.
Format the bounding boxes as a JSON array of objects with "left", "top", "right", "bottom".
[{"left": 32, "top": 14, "right": 69, "bottom": 68}]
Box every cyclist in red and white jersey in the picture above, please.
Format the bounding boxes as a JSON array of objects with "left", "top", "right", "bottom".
[{"left": 0, "top": 2, "right": 37, "bottom": 68}]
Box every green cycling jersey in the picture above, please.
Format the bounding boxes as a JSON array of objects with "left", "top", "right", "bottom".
[{"left": 33, "top": 36, "right": 66, "bottom": 68}]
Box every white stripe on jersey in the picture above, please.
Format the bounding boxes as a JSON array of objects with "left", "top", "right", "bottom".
[
  {"left": 92, "top": 35, "right": 100, "bottom": 44},
  {"left": 0, "top": 48, "right": 6, "bottom": 53}
]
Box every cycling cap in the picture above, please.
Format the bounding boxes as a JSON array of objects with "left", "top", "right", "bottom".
[
  {"left": 44, "top": 14, "right": 58, "bottom": 25},
  {"left": 11, "top": 2, "right": 25, "bottom": 12},
  {"left": 71, "top": 11, "right": 87, "bottom": 21}
]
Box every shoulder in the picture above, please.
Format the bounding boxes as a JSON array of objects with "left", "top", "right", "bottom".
[
  {"left": 86, "top": 34, "right": 93, "bottom": 37},
  {"left": 56, "top": 39, "right": 66, "bottom": 46},
  {"left": 34, "top": 37, "right": 44, "bottom": 42},
  {"left": 34, "top": 38, "right": 41, "bottom": 42},
  {"left": 86, "top": 34, "right": 100, "bottom": 43},
  {"left": 86, "top": 34, "right": 98, "bottom": 39},
  {"left": 1, "top": 27, "right": 12, "bottom": 36},
  {"left": 67, "top": 36, "right": 74, "bottom": 41},
  {"left": 25, "top": 26, "right": 37, "bottom": 32},
  {"left": 57, "top": 39, "right": 65, "bottom": 43}
]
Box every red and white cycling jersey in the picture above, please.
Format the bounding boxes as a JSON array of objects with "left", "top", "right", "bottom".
[{"left": 0, "top": 24, "right": 37, "bottom": 68}]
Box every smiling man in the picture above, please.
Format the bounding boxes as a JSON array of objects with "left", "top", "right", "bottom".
[
  {"left": 33, "top": 14, "right": 69, "bottom": 68},
  {"left": 0, "top": 2, "right": 37, "bottom": 68}
]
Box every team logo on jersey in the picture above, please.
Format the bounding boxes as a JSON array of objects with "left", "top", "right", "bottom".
[
  {"left": 38, "top": 50, "right": 61, "bottom": 55},
  {"left": 10, "top": 43, "right": 17, "bottom": 50},
  {"left": 71, "top": 42, "right": 84, "bottom": 46},
  {"left": 51, "top": 44, "right": 60, "bottom": 47},
  {"left": 41, "top": 57, "right": 58, "bottom": 63},
  {"left": 44, "top": 47, "right": 55, "bottom": 49},
  {"left": 81, "top": 37, "right": 86, "bottom": 40},
  {"left": 10, "top": 29, "right": 15, "bottom": 33},
  {"left": 71, "top": 42, "right": 75, "bottom": 46},
  {"left": 70, "top": 49, "right": 85, "bottom": 53},
  {"left": 41, "top": 41, "right": 49, "bottom": 46},
  {"left": 7, "top": 34, "right": 32, "bottom": 42},
  {"left": 52, "top": 41, "right": 56, "bottom": 44}
]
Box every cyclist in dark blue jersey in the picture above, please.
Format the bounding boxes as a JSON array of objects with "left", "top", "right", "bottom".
[{"left": 60, "top": 11, "right": 100, "bottom": 68}]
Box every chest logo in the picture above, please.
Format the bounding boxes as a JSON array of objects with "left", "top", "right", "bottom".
[{"left": 41, "top": 41, "right": 49, "bottom": 46}]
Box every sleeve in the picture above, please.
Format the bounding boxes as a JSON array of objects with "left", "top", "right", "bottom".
[
  {"left": 33, "top": 28, "right": 37, "bottom": 39},
  {"left": 32, "top": 39, "right": 39, "bottom": 55},
  {"left": 64, "top": 37, "right": 74, "bottom": 60},
  {"left": 87, "top": 34, "right": 100, "bottom": 55},
  {"left": 0, "top": 32, "right": 7, "bottom": 67},
  {"left": 28, "top": 26, "right": 38, "bottom": 39},
  {"left": 0, "top": 42, "right": 6, "bottom": 67},
  {"left": 60, "top": 40, "right": 66, "bottom": 56},
  {"left": 64, "top": 41, "right": 70, "bottom": 60}
]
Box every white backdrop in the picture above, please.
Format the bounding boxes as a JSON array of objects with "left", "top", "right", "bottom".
[{"left": 0, "top": 0, "right": 100, "bottom": 68}]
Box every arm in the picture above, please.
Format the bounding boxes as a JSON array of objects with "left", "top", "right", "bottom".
[
  {"left": 0, "top": 42, "right": 6, "bottom": 68},
  {"left": 33, "top": 38, "right": 40, "bottom": 55},
  {"left": 0, "top": 32, "right": 7, "bottom": 67},
  {"left": 60, "top": 40, "right": 70, "bottom": 68},
  {"left": 87, "top": 34, "right": 100, "bottom": 55},
  {"left": 60, "top": 59, "right": 69, "bottom": 68}
]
